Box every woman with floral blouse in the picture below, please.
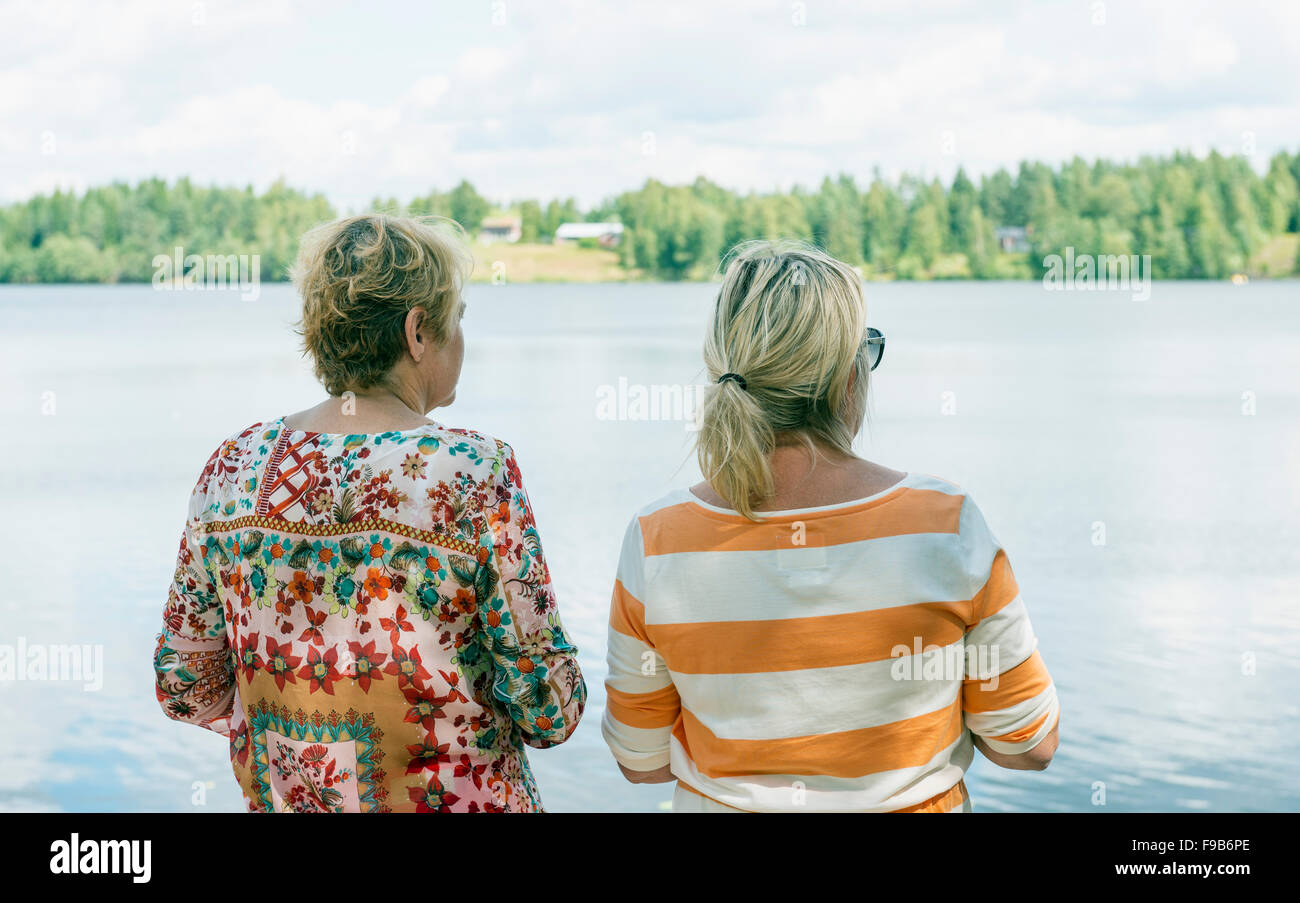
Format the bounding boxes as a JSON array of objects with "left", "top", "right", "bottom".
[{"left": 155, "top": 214, "right": 586, "bottom": 812}]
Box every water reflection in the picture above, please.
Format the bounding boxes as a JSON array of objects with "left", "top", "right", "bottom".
[{"left": 1, "top": 281, "right": 1297, "bottom": 812}]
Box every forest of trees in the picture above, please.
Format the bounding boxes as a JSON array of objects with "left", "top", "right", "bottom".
[{"left": 2, "top": 149, "right": 1298, "bottom": 283}]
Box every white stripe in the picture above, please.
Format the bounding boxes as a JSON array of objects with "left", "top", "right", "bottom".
[
  {"left": 604, "top": 630, "right": 672, "bottom": 693},
  {"left": 965, "top": 684, "right": 1058, "bottom": 747},
  {"left": 669, "top": 646, "right": 963, "bottom": 740},
  {"left": 615, "top": 515, "right": 647, "bottom": 601},
  {"left": 601, "top": 710, "right": 672, "bottom": 770},
  {"left": 956, "top": 491, "right": 1003, "bottom": 599},
  {"left": 642, "top": 529, "right": 991, "bottom": 625},
  {"left": 977, "top": 698, "right": 1059, "bottom": 755},
  {"left": 964, "top": 596, "right": 1037, "bottom": 676},
  {"left": 632, "top": 490, "right": 691, "bottom": 520},
  {"left": 905, "top": 473, "right": 966, "bottom": 497}
]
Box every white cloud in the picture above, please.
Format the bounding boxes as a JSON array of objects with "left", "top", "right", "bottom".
[
  {"left": 0, "top": 0, "right": 1296, "bottom": 208},
  {"left": 408, "top": 75, "right": 451, "bottom": 108}
]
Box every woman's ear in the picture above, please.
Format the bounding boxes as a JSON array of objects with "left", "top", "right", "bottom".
[{"left": 405, "top": 307, "right": 426, "bottom": 363}]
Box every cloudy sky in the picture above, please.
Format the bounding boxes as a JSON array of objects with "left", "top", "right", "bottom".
[{"left": 4, "top": 0, "right": 1298, "bottom": 210}]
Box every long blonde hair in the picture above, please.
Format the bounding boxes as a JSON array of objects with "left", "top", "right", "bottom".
[{"left": 696, "top": 240, "right": 870, "bottom": 520}]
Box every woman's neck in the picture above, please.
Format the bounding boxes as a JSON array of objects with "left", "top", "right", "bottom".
[
  {"left": 282, "top": 388, "right": 433, "bottom": 434},
  {"left": 692, "top": 439, "right": 905, "bottom": 513}
]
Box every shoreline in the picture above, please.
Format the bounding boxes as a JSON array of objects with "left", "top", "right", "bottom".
[
  {"left": 2, "top": 275, "right": 1296, "bottom": 288},
  {"left": 4, "top": 238, "right": 1296, "bottom": 287}
]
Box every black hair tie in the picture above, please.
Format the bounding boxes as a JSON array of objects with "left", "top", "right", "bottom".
[{"left": 717, "top": 372, "right": 748, "bottom": 390}]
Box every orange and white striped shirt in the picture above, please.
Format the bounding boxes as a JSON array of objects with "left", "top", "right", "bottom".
[{"left": 601, "top": 472, "right": 1059, "bottom": 812}]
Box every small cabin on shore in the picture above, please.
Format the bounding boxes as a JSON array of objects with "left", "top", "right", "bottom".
[
  {"left": 554, "top": 222, "right": 624, "bottom": 247},
  {"left": 479, "top": 216, "right": 522, "bottom": 244},
  {"left": 995, "top": 226, "right": 1030, "bottom": 253}
]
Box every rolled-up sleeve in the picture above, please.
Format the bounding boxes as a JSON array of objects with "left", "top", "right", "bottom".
[
  {"left": 602, "top": 516, "right": 680, "bottom": 771},
  {"left": 958, "top": 496, "right": 1060, "bottom": 755}
]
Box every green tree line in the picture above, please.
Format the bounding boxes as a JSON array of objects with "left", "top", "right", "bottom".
[
  {"left": 0, "top": 177, "right": 334, "bottom": 283},
  {"left": 610, "top": 151, "right": 1300, "bottom": 280},
  {"left": 3, "top": 150, "right": 1298, "bottom": 283}
]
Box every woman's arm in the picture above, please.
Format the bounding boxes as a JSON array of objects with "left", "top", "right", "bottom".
[
  {"left": 973, "top": 719, "right": 1059, "bottom": 771},
  {"left": 155, "top": 475, "right": 235, "bottom": 735},
  {"left": 477, "top": 441, "right": 586, "bottom": 747},
  {"left": 958, "top": 495, "right": 1061, "bottom": 772},
  {"left": 601, "top": 515, "right": 682, "bottom": 782},
  {"left": 618, "top": 763, "right": 675, "bottom": 784}
]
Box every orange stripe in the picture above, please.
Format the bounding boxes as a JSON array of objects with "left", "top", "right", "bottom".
[
  {"left": 609, "top": 580, "right": 652, "bottom": 646},
  {"left": 962, "top": 650, "right": 1052, "bottom": 713},
  {"left": 605, "top": 683, "right": 681, "bottom": 729},
  {"left": 990, "top": 707, "right": 1058, "bottom": 744},
  {"left": 673, "top": 699, "right": 963, "bottom": 779},
  {"left": 677, "top": 778, "right": 968, "bottom": 812},
  {"left": 892, "top": 778, "right": 968, "bottom": 813},
  {"left": 639, "top": 488, "right": 963, "bottom": 557},
  {"left": 972, "top": 550, "right": 1019, "bottom": 623},
  {"left": 646, "top": 602, "right": 970, "bottom": 674}
]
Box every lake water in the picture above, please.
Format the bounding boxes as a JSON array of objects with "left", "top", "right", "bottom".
[{"left": 1, "top": 278, "right": 1297, "bottom": 813}]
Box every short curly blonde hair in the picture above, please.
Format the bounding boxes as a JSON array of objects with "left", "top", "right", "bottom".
[{"left": 292, "top": 214, "right": 472, "bottom": 396}]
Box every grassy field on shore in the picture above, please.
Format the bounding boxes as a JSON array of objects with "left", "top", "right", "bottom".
[
  {"left": 468, "top": 242, "right": 633, "bottom": 283},
  {"left": 463, "top": 239, "right": 1300, "bottom": 284},
  {"left": 1249, "top": 234, "right": 1300, "bottom": 277}
]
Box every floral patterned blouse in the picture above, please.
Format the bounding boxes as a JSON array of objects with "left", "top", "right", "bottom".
[{"left": 155, "top": 417, "right": 586, "bottom": 812}]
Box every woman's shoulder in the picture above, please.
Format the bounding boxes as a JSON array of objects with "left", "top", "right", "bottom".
[
  {"left": 614, "top": 487, "right": 716, "bottom": 560},
  {"left": 897, "top": 472, "right": 996, "bottom": 534},
  {"left": 902, "top": 471, "right": 968, "bottom": 500},
  {"left": 409, "top": 423, "right": 523, "bottom": 488},
  {"left": 195, "top": 419, "right": 279, "bottom": 484},
  {"left": 176, "top": 419, "right": 278, "bottom": 519},
  {"left": 210, "top": 418, "right": 278, "bottom": 451},
  {"left": 431, "top": 423, "right": 513, "bottom": 460},
  {"left": 900, "top": 474, "right": 1008, "bottom": 578},
  {"left": 628, "top": 487, "right": 697, "bottom": 524}
]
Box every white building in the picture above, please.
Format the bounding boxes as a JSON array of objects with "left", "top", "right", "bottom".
[
  {"left": 479, "top": 216, "right": 522, "bottom": 244},
  {"left": 554, "top": 222, "right": 624, "bottom": 247}
]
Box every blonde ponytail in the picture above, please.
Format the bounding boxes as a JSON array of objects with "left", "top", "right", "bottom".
[
  {"left": 695, "top": 240, "right": 870, "bottom": 520},
  {"left": 695, "top": 374, "right": 776, "bottom": 520}
]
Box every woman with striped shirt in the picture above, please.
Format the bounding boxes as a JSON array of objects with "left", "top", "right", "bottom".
[{"left": 601, "top": 241, "right": 1060, "bottom": 812}]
